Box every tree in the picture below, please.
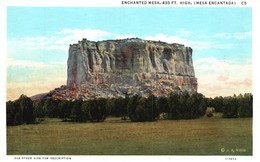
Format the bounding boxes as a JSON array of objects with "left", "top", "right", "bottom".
[
  {"left": 121, "top": 97, "right": 129, "bottom": 119},
  {"left": 238, "top": 93, "right": 253, "bottom": 117},
  {"left": 135, "top": 97, "right": 148, "bottom": 121},
  {"left": 58, "top": 100, "right": 71, "bottom": 121},
  {"left": 81, "top": 99, "right": 106, "bottom": 122},
  {"left": 198, "top": 98, "right": 207, "bottom": 117},
  {"left": 127, "top": 95, "right": 141, "bottom": 122},
  {"left": 6, "top": 94, "right": 35, "bottom": 126},
  {"left": 81, "top": 101, "right": 91, "bottom": 121},
  {"left": 43, "top": 99, "right": 59, "bottom": 118},
  {"left": 157, "top": 97, "right": 169, "bottom": 114},
  {"left": 222, "top": 96, "right": 238, "bottom": 118},
  {"left": 106, "top": 98, "right": 115, "bottom": 116},
  {"left": 179, "top": 92, "right": 190, "bottom": 115},
  {"left": 146, "top": 94, "right": 159, "bottom": 120},
  {"left": 86, "top": 99, "right": 99, "bottom": 122},
  {"left": 97, "top": 98, "right": 107, "bottom": 121},
  {"left": 168, "top": 92, "right": 181, "bottom": 120},
  {"left": 134, "top": 95, "right": 158, "bottom": 122},
  {"left": 33, "top": 100, "right": 45, "bottom": 119},
  {"left": 190, "top": 93, "right": 206, "bottom": 118},
  {"left": 114, "top": 97, "right": 125, "bottom": 117},
  {"left": 71, "top": 100, "right": 84, "bottom": 122},
  {"left": 212, "top": 96, "right": 224, "bottom": 112},
  {"left": 6, "top": 100, "right": 21, "bottom": 126},
  {"left": 167, "top": 92, "right": 206, "bottom": 120},
  {"left": 19, "top": 95, "right": 35, "bottom": 124}
]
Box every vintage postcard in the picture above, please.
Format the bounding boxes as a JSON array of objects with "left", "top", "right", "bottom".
[{"left": 1, "top": 0, "right": 259, "bottom": 162}]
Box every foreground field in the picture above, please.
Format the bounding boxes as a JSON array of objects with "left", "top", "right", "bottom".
[{"left": 7, "top": 114, "right": 252, "bottom": 155}]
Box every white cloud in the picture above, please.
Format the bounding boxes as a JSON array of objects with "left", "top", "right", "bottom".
[
  {"left": 145, "top": 33, "right": 235, "bottom": 50},
  {"left": 8, "top": 28, "right": 137, "bottom": 51},
  {"left": 57, "top": 28, "right": 137, "bottom": 44},
  {"left": 115, "top": 34, "right": 137, "bottom": 39},
  {"left": 7, "top": 28, "right": 251, "bottom": 52},
  {"left": 7, "top": 58, "right": 50, "bottom": 68},
  {"left": 46, "top": 45, "right": 68, "bottom": 51},
  {"left": 50, "top": 61, "right": 67, "bottom": 65},
  {"left": 194, "top": 58, "right": 252, "bottom": 97},
  {"left": 176, "top": 29, "right": 193, "bottom": 37},
  {"left": 6, "top": 28, "right": 252, "bottom": 99},
  {"left": 145, "top": 34, "right": 188, "bottom": 45},
  {"left": 7, "top": 58, "right": 67, "bottom": 68},
  {"left": 57, "top": 28, "right": 115, "bottom": 43},
  {"left": 214, "top": 32, "right": 252, "bottom": 40}
]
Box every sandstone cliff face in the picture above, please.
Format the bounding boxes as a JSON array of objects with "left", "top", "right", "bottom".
[{"left": 62, "top": 38, "right": 197, "bottom": 99}]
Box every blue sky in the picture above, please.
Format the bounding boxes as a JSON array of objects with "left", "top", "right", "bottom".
[{"left": 7, "top": 7, "right": 252, "bottom": 100}]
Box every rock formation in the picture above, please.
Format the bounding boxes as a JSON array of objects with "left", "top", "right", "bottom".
[{"left": 40, "top": 38, "right": 197, "bottom": 100}]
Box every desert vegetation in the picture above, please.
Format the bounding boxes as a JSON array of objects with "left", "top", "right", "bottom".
[
  {"left": 6, "top": 92, "right": 253, "bottom": 155},
  {"left": 6, "top": 92, "right": 252, "bottom": 126}
]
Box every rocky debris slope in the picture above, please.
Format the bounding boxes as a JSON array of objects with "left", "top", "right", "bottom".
[{"left": 42, "top": 38, "right": 197, "bottom": 100}]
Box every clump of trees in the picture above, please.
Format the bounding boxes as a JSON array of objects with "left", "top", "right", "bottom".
[
  {"left": 127, "top": 94, "right": 159, "bottom": 122},
  {"left": 6, "top": 94, "right": 35, "bottom": 126},
  {"left": 6, "top": 92, "right": 253, "bottom": 126},
  {"left": 207, "top": 93, "right": 253, "bottom": 118},
  {"left": 166, "top": 92, "right": 207, "bottom": 120}
]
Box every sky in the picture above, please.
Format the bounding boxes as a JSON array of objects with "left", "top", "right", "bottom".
[{"left": 6, "top": 7, "right": 252, "bottom": 100}]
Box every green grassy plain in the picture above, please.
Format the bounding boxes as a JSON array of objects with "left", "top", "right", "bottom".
[{"left": 7, "top": 113, "right": 252, "bottom": 155}]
